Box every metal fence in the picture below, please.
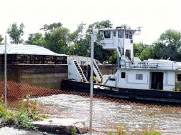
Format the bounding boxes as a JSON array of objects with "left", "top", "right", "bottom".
[{"left": 1, "top": 80, "right": 181, "bottom": 134}]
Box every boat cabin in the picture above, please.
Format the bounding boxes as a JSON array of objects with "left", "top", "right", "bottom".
[
  {"left": 99, "top": 26, "right": 139, "bottom": 61},
  {"left": 98, "top": 27, "right": 181, "bottom": 91}
]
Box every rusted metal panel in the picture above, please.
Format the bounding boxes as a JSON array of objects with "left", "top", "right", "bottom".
[
  {"left": 98, "top": 64, "right": 117, "bottom": 75},
  {"left": 0, "top": 52, "right": 68, "bottom": 99},
  {"left": 0, "top": 54, "right": 67, "bottom": 65},
  {"left": 0, "top": 54, "right": 68, "bottom": 90},
  {"left": 19, "top": 73, "right": 68, "bottom": 89},
  {"left": 18, "top": 64, "right": 68, "bottom": 74},
  {"left": 0, "top": 64, "right": 19, "bottom": 82}
]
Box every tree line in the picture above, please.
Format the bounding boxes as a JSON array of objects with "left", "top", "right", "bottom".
[
  {"left": 134, "top": 29, "right": 181, "bottom": 61},
  {"left": 1, "top": 21, "right": 181, "bottom": 63}
]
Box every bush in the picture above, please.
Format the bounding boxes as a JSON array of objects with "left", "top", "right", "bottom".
[
  {"left": 15, "top": 109, "right": 34, "bottom": 129},
  {"left": 71, "top": 127, "right": 77, "bottom": 135},
  {"left": 0, "top": 96, "right": 5, "bottom": 118},
  {"left": 0, "top": 104, "right": 5, "bottom": 118},
  {"left": 15, "top": 95, "right": 42, "bottom": 129},
  {"left": 1, "top": 111, "right": 16, "bottom": 125},
  {"left": 0, "top": 94, "right": 47, "bottom": 130}
]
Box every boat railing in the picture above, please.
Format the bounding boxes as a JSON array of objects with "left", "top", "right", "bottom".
[
  {"left": 120, "top": 62, "right": 178, "bottom": 70},
  {"left": 120, "top": 62, "right": 159, "bottom": 69}
]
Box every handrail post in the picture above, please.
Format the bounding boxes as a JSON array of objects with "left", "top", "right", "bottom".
[
  {"left": 90, "top": 29, "right": 98, "bottom": 135},
  {"left": 4, "top": 35, "right": 7, "bottom": 119},
  {"left": 90, "top": 34, "right": 94, "bottom": 135}
]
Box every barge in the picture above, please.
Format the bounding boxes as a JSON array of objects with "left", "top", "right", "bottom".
[{"left": 0, "top": 44, "right": 68, "bottom": 99}]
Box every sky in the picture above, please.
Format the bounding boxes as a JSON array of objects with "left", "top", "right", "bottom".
[{"left": 1, "top": 0, "right": 181, "bottom": 45}]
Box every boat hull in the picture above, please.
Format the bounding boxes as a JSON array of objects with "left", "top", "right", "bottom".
[{"left": 61, "top": 80, "right": 181, "bottom": 104}]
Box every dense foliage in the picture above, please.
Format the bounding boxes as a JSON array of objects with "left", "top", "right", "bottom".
[
  {"left": 0, "top": 35, "right": 3, "bottom": 45},
  {"left": 135, "top": 29, "right": 181, "bottom": 61},
  {"left": 0, "top": 95, "right": 47, "bottom": 129},
  {"left": 7, "top": 23, "right": 25, "bottom": 44}
]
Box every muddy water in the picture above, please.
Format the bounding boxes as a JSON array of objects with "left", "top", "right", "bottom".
[{"left": 31, "top": 94, "right": 181, "bottom": 134}]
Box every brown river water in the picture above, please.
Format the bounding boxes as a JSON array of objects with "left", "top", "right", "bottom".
[{"left": 31, "top": 94, "right": 181, "bottom": 135}]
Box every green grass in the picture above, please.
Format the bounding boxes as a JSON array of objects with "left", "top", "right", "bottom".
[{"left": 0, "top": 95, "right": 49, "bottom": 130}]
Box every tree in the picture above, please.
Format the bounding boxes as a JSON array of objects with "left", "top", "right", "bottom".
[
  {"left": 68, "top": 23, "right": 86, "bottom": 42},
  {"left": 69, "top": 39, "right": 90, "bottom": 56},
  {"left": 138, "top": 29, "right": 181, "bottom": 61},
  {"left": 67, "top": 23, "right": 89, "bottom": 56},
  {"left": 0, "top": 35, "right": 3, "bottom": 45},
  {"left": 93, "top": 42, "right": 117, "bottom": 64},
  {"left": 151, "top": 42, "right": 165, "bottom": 59},
  {"left": 134, "top": 43, "right": 144, "bottom": 57},
  {"left": 139, "top": 46, "right": 154, "bottom": 61},
  {"left": 25, "top": 33, "right": 45, "bottom": 46},
  {"left": 44, "top": 27, "right": 70, "bottom": 54},
  {"left": 108, "top": 51, "right": 117, "bottom": 64},
  {"left": 156, "top": 29, "right": 181, "bottom": 61},
  {"left": 156, "top": 44, "right": 179, "bottom": 60},
  {"left": 159, "top": 29, "right": 181, "bottom": 48},
  {"left": 40, "top": 22, "right": 62, "bottom": 32},
  {"left": 39, "top": 22, "right": 70, "bottom": 54},
  {"left": 7, "top": 23, "right": 25, "bottom": 44}
]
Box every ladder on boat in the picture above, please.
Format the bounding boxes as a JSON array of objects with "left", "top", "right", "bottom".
[
  {"left": 93, "top": 61, "right": 103, "bottom": 83},
  {"left": 74, "top": 60, "right": 88, "bottom": 82}
]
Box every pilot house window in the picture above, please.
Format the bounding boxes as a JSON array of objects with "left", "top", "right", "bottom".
[
  {"left": 136, "top": 74, "right": 143, "bottom": 80},
  {"left": 104, "top": 31, "right": 111, "bottom": 38},
  {"left": 121, "top": 72, "right": 126, "bottom": 78},
  {"left": 125, "top": 31, "right": 129, "bottom": 38},
  {"left": 177, "top": 74, "right": 181, "bottom": 81},
  {"left": 129, "top": 32, "right": 132, "bottom": 39},
  {"left": 113, "top": 31, "right": 116, "bottom": 37},
  {"left": 118, "top": 30, "right": 124, "bottom": 38}
]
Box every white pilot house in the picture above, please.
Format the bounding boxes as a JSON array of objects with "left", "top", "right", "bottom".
[{"left": 99, "top": 26, "right": 181, "bottom": 91}]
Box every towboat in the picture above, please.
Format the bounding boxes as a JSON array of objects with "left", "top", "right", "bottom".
[{"left": 64, "top": 26, "right": 181, "bottom": 103}]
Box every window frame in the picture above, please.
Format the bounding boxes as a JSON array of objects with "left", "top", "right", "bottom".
[
  {"left": 118, "top": 30, "right": 124, "bottom": 38},
  {"left": 136, "top": 74, "right": 143, "bottom": 80},
  {"left": 177, "top": 74, "right": 181, "bottom": 81},
  {"left": 121, "top": 72, "right": 126, "bottom": 78},
  {"left": 104, "top": 31, "right": 111, "bottom": 38},
  {"left": 113, "top": 31, "right": 116, "bottom": 37}
]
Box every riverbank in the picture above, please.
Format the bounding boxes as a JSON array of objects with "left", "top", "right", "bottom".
[
  {"left": 0, "top": 94, "right": 88, "bottom": 135},
  {"left": 1, "top": 93, "right": 181, "bottom": 134},
  {"left": 0, "top": 117, "right": 88, "bottom": 135}
]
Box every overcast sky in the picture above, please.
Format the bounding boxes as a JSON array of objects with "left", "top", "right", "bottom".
[{"left": 1, "top": 0, "right": 181, "bottom": 44}]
